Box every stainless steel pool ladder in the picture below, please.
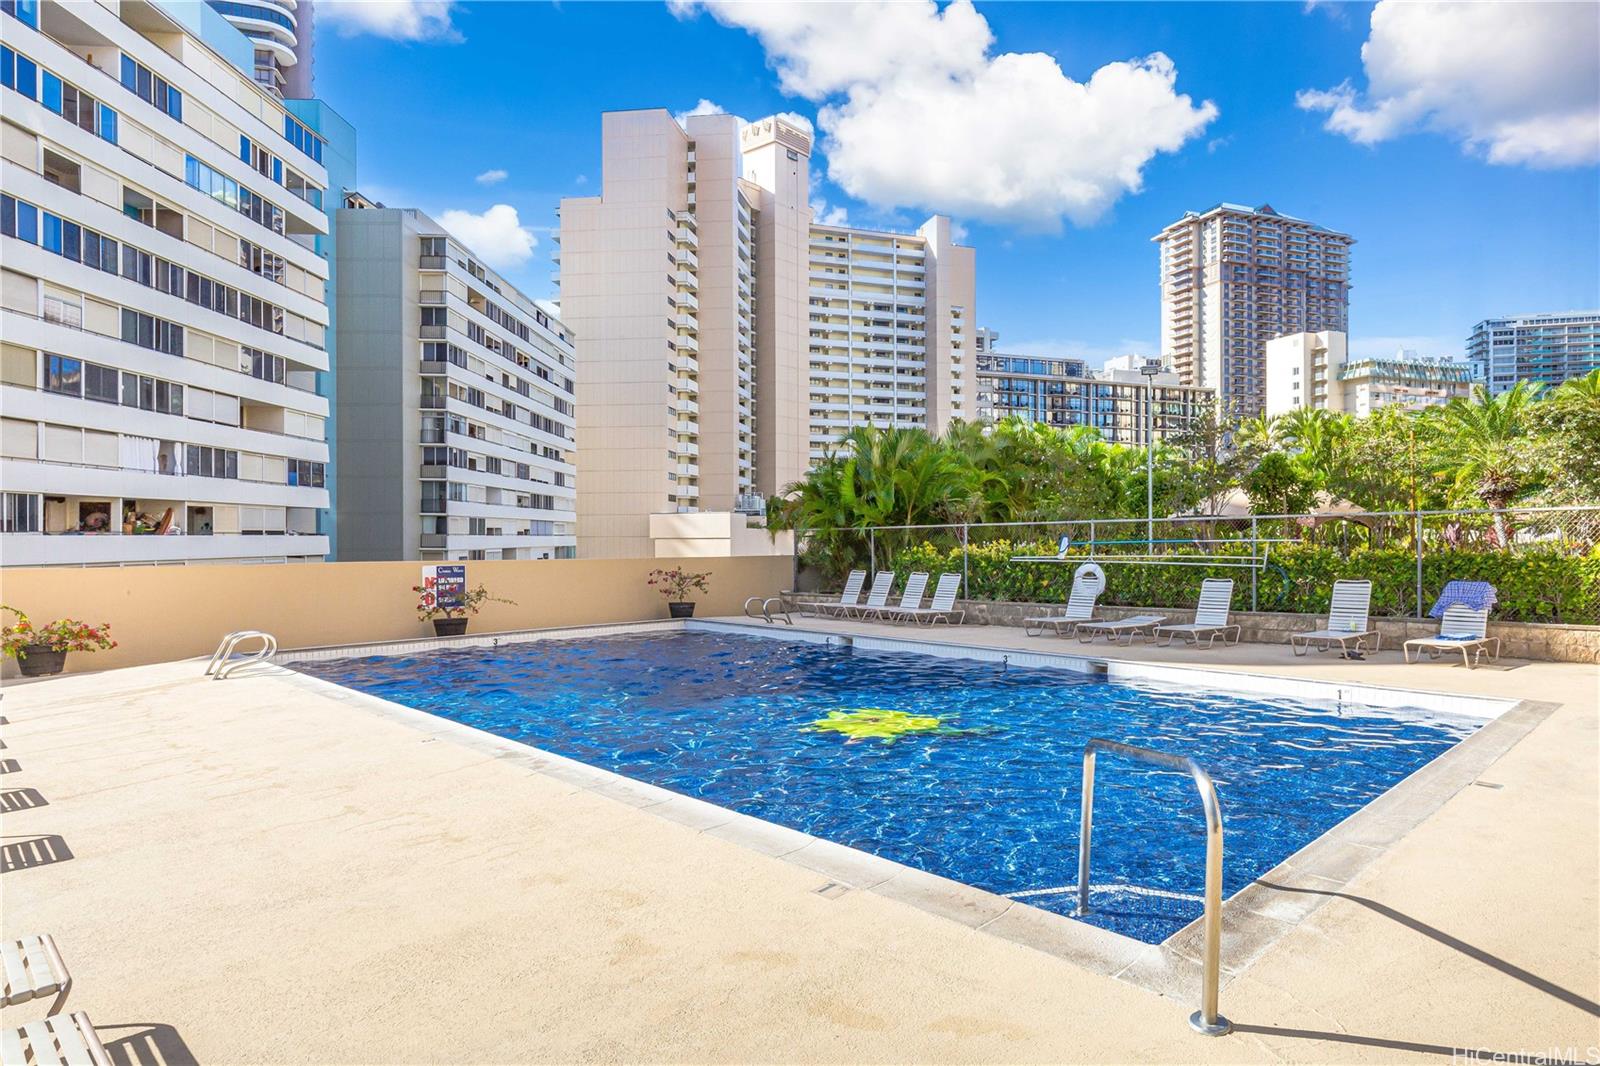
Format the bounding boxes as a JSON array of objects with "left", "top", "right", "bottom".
[
  {"left": 1077, "top": 738, "right": 1231, "bottom": 1037},
  {"left": 742, "top": 595, "right": 793, "bottom": 625},
  {"left": 205, "top": 630, "right": 278, "bottom": 680}
]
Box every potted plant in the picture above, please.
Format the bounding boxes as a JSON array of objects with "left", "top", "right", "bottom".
[
  {"left": 2, "top": 606, "right": 117, "bottom": 677},
  {"left": 412, "top": 582, "right": 514, "bottom": 637},
  {"left": 647, "top": 567, "right": 711, "bottom": 618}
]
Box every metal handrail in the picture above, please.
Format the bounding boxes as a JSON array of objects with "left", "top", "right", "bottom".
[
  {"left": 1077, "top": 738, "right": 1231, "bottom": 1036},
  {"left": 741, "top": 596, "right": 793, "bottom": 626},
  {"left": 206, "top": 630, "right": 278, "bottom": 679}
]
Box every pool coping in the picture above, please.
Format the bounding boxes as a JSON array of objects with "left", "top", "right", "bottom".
[{"left": 270, "top": 619, "right": 1557, "bottom": 1010}]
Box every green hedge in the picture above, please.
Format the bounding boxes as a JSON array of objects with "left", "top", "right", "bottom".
[{"left": 884, "top": 539, "right": 1600, "bottom": 624}]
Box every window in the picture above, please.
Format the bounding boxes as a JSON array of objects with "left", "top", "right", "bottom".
[
  {"left": 287, "top": 459, "right": 324, "bottom": 487},
  {"left": 2, "top": 1, "right": 40, "bottom": 29},
  {"left": 247, "top": 347, "right": 286, "bottom": 384},
  {"left": 420, "top": 481, "right": 446, "bottom": 513},
  {"left": 185, "top": 445, "right": 237, "bottom": 479},
  {"left": 85, "top": 362, "right": 118, "bottom": 403},
  {"left": 282, "top": 113, "right": 324, "bottom": 163},
  {"left": 185, "top": 156, "right": 283, "bottom": 235},
  {"left": 2, "top": 492, "right": 39, "bottom": 533},
  {"left": 119, "top": 372, "right": 182, "bottom": 414},
  {"left": 44, "top": 354, "right": 82, "bottom": 396},
  {"left": 120, "top": 309, "right": 184, "bottom": 356}
]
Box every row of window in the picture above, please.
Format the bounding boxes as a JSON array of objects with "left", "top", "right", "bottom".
[
  {"left": 185, "top": 155, "right": 285, "bottom": 237},
  {"left": 419, "top": 482, "right": 562, "bottom": 514},
  {"left": 240, "top": 135, "right": 322, "bottom": 210},
  {"left": 121, "top": 308, "right": 185, "bottom": 356},
  {"left": 282, "top": 113, "right": 324, "bottom": 164},
  {"left": 119, "top": 54, "right": 182, "bottom": 121},
  {"left": 2, "top": 45, "right": 119, "bottom": 145},
  {"left": 2, "top": 194, "right": 295, "bottom": 342},
  {"left": 45, "top": 354, "right": 185, "bottom": 415}
]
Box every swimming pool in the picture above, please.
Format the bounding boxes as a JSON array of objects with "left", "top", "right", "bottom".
[{"left": 295, "top": 629, "right": 1481, "bottom": 943}]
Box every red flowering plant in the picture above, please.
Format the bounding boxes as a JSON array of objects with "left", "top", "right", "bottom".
[
  {"left": 1, "top": 606, "right": 117, "bottom": 660},
  {"left": 411, "top": 583, "right": 514, "bottom": 622},
  {"left": 646, "top": 567, "right": 711, "bottom": 602}
]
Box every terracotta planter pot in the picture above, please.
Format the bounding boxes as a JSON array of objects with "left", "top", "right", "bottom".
[
  {"left": 17, "top": 644, "right": 67, "bottom": 677},
  {"left": 432, "top": 617, "right": 470, "bottom": 637},
  {"left": 668, "top": 602, "right": 696, "bottom": 618}
]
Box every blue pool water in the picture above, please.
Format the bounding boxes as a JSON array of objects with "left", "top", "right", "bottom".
[{"left": 297, "top": 631, "right": 1479, "bottom": 943}]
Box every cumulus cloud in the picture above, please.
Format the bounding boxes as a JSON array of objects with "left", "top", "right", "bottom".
[
  {"left": 809, "top": 197, "right": 849, "bottom": 225},
  {"left": 319, "top": 0, "right": 462, "bottom": 42},
  {"left": 674, "top": 98, "right": 728, "bottom": 124},
  {"left": 1297, "top": 1, "right": 1599, "bottom": 167},
  {"left": 474, "top": 168, "right": 508, "bottom": 186},
  {"left": 437, "top": 205, "right": 537, "bottom": 270},
  {"left": 671, "top": 0, "right": 1216, "bottom": 229}
]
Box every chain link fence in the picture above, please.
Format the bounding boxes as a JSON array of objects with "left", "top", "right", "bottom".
[{"left": 793, "top": 506, "right": 1600, "bottom": 624}]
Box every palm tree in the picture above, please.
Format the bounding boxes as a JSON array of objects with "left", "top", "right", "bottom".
[{"left": 1428, "top": 382, "right": 1546, "bottom": 544}]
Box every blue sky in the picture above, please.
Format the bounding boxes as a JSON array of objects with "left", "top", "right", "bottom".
[{"left": 313, "top": 1, "right": 1600, "bottom": 367}]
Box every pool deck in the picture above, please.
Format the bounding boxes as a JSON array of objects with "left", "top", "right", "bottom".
[{"left": 2, "top": 618, "right": 1596, "bottom": 1063}]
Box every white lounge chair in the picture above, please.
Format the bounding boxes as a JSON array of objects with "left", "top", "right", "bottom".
[
  {"left": 1023, "top": 563, "right": 1106, "bottom": 637},
  {"left": 861, "top": 571, "right": 927, "bottom": 621},
  {"left": 883, "top": 573, "right": 964, "bottom": 626},
  {"left": 1, "top": 934, "right": 71, "bottom": 1016},
  {"left": 1404, "top": 605, "right": 1500, "bottom": 668},
  {"left": 844, "top": 571, "right": 895, "bottom": 618},
  {"left": 5, "top": 1012, "right": 112, "bottom": 1066},
  {"left": 1291, "top": 579, "right": 1381, "bottom": 657},
  {"left": 1154, "top": 578, "right": 1242, "bottom": 648},
  {"left": 806, "top": 569, "right": 867, "bottom": 617},
  {"left": 1075, "top": 614, "right": 1168, "bottom": 646}
]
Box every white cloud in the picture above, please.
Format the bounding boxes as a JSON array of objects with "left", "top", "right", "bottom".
[
  {"left": 437, "top": 204, "right": 537, "bottom": 270},
  {"left": 674, "top": 98, "right": 728, "bottom": 125},
  {"left": 474, "top": 168, "right": 508, "bottom": 186},
  {"left": 809, "top": 197, "right": 849, "bottom": 226},
  {"left": 1297, "top": 1, "right": 1599, "bottom": 168},
  {"left": 672, "top": 0, "right": 1216, "bottom": 229},
  {"left": 318, "top": 0, "right": 462, "bottom": 42}
]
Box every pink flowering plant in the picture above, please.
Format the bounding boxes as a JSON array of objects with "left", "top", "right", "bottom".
[
  {"left": 411, "top": 583, "right": 514, "bottom": 622},
  {"left": 1, "top": 606, "right": 117, "bottom": 660},
  {"left": 646, "top": 567, "right": 711, "bottom": 601}
]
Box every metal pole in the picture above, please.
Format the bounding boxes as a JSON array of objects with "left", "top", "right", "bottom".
[
  {"left": 1147, "top": 377, "right": 1155, "bottom": 550},
  {"left": 961, "top": 522, "right": 970, "bottom": 597},
  {"left": 1250, "top": 517, "right": 1258, "bottom": 612},
  {"left": 1414, "top": 511, "right": 1424, "bottom": 618},
  {"left": 868, "top": 528, "right": 876, "bottom": 582},
  {"left": 1077, "top": 738, "right": 1232, "bottom": 1037}
]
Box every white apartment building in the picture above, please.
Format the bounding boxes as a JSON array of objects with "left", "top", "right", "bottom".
[
  {"left": 1, "top": 0, "right": 332, "bottom": 566},
  {"left": 204, "top": 0, "right": 311, "bottom": 99},
  {"left": 1466, "top": 311, "right": 1600, "bottom": 394},
  {"left": 1155, "top": 203, "right": 1351, "bottom": 417},
  {"left": 334, "top": 205, "right": 576, "bottom": 562},
  {"left": 807, "top": 215, "right": 973, "bottom": 462},
  {"left": 559, "top": 108, "right": 974, "bottom": 558},
  {"left": 1265, "top": 332, "right": 1474, "bottom": 417}
]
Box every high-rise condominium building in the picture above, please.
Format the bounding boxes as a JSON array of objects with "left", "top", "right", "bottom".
[
  {"left": 1466, "top": 312, "right": 1600, "bottom": 394},
  {"left": 559, "top": 109, "right": 974, "bottom": 558},
  {"left": 1264, "top": 332, "right": 1474, "bottom": 417},
  {"left": 205, "top": 0, "right": 312, "bottom": 99},
  {"left": 1154, "top": 203, "right": 1351, "bottom": 417},
  {"left": 1, "top": 0, "right": 332, "bottom": 566},
  {"left": 973, "top": 343, "right": 1213, "bottom": 446},
  {"left": 334, "top": 206, "right": 577, "bottom": 562}
]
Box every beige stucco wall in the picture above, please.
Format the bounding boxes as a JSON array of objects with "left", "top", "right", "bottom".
[{"left": 0, "top": 555, "right": 792, "bottom": 674}]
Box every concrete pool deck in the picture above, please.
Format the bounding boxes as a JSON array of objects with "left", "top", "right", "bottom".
[{"left": 1, "top": 620, "right": 1596, "bottom": 1063}]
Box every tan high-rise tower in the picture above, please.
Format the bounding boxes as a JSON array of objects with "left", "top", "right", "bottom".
[{"left": 560, "top": 109, "right": 975, "bottom": 558}]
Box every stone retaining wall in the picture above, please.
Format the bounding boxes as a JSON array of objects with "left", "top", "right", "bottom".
[{"left": 787, "top": 595, "right": 1600, "bottom": 664}]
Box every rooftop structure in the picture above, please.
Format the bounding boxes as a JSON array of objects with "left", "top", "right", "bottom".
[
  {"left": 1265, "top": 332, "right": 1474, "bottom": 417},
  {"left": 204, "top": 0, "right": 312, "bottom": 99}
]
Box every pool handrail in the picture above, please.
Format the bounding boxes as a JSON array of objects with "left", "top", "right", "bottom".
[
  {"left": 1076, "top": 737, "right": 1231, "bottom": 1037},
  {"left": 206, "top": 630, "right": 278, "bottom": 680}
]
